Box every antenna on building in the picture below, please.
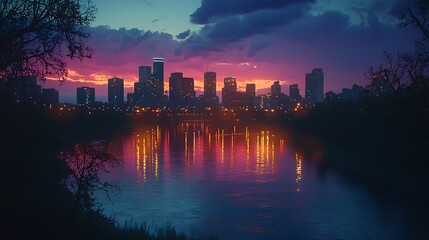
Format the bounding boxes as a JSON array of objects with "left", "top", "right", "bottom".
[{"left": 206, "top": 65, "right": 209, "bottom": 72}]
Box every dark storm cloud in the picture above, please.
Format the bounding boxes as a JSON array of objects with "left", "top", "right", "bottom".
[
  {"left": 176, "top": 29, "right": 191, "bottom": 40},
  {"left": 190, "top": 0, "right": 315, "bottom": 24},
  {"left": 89, "top": 26, "right": 174, "bottom": 52},
  {"left": 178, "top": 3, "right": 312, "bottom": 58}
]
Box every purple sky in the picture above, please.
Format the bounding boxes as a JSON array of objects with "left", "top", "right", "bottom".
[{"left": 43, "top": 0, "right": 421, "bottom": 103}]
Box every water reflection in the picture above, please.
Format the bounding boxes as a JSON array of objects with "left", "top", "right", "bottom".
[
  {"left": 134, "top": 128, "right": 160, "bottom": 182},
  {"left": 97, "top": 122, "right": 424, "bottom": 240},
  {"left": 295, "top": 152, "right": 303, "bottom": 192}
]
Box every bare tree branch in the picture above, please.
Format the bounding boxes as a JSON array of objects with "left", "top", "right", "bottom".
[{"left": 0, "top": 0, "right": 96, "bottom": 81}]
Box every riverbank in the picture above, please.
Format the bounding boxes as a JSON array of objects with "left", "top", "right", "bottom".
[
  {"left": 0, "top": 101, "right": 213, "bottom": 240},
  {"left": 281, "top": 92, "right": 429, "bottom": 197}
]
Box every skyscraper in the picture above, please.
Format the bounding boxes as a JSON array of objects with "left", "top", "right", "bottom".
[
  {"left": 246, "top": 83, "right": 256, "bottom": 98},
  {"left": 203, "top": 71, "right": 217, "bottom": 107},
  {"left": 108, "top": 77, "right": 124, "bottom": 106},
  {"left": 139, "top": 66, "right": 151, "bottom": 84},
  {"left": 135, "top": 66, "right": 151, "bottom": 106},
  {"left": 289, "top": 84, "right": 301, "bottom": 101},
  {"left": 305, "top": 68, "right": 324, "bottom": 106},
  {"left": 182, "top": 77, "right": 195, "bottom": 98},
  {"left": 152, "top": 58, "right": 164, "bottom": 106},
  {"left": 169, "top": 72, "right": 183, "bottom": 108},
  {"left": 222, "top": 77, "right": 237, "bottom": 107},
  {"left": 77, "top": 86, "right": 95, "bottom": 107},
  {"left": 246, "top": 83, "right": 256, "bottom": 108},
  {"left": 271, "top": 81, "right": 281, "bottom": 96}
]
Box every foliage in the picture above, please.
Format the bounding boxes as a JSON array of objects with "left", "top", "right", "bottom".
[
  {"left": 0, "top": 0, "right": 96, "bottom": 81},
  {"left": 61, "top": 144, "right": 119, "bottom": 212},
  {"left": 367, "top": 0, "right": 429, "bottom": 93}
]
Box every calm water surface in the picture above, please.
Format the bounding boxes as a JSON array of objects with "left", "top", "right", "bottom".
[{"left": 96, "top": 122, "right": 425, "bottom": 239}]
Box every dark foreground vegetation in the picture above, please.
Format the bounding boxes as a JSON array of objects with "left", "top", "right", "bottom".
[
  {"left": 0, "top": 100, "right": 212, "bottom": 240},
  {"left": 282, "top": 90, "right": 429, "bottom": 196}
]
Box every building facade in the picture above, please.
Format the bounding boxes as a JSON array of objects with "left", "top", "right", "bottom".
[
  {"left": 77, "top": 86, "right": 95, "bottom": 107},
  {"left": 305, "top": 68, "right": 324, "bottom": 106},
  {"left": 108, "top": 77, "right": 124, "bottom": 106}
]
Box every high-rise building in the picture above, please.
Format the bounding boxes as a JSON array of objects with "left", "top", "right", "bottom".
[
  {"left": 246, "top": 83, "right": 256, "bottom": 98},
  {"left": 289, "top": 84, "right": 301, "bottom": 101},
  {"left": 152, "top": 58, "right": 164, "bottom": 106},
  {"left": 245, "top": 83, "right": 256, "bottom": 108},
  {"left": 41, "top": 88, "right": 59, "bottom": 104},
  {"left": 108, "top": 77, "right": 124, "bottom": 106},
  {"left": 305, "top": 68, "right": 324, "bottom": 106},
  {"left": 222, "top": 77, "right": 237, "bottom": 107},
  {"left": 77, "top": 86, "right": 95, "bottom": 107},
  {"left": 169, "top": 72, "right": 183, "bottom": 108},
  {"left": 127, "top": 92, "right": 134, "bottom": 106},
  {"left": 203, "top": 72, "right": 217, "bottom": 107},
  {"left": 182, "top": 77, "right": 195, "bottom": 99},
  {"left": 139, "top": 66, "right": 151, "bottom": 83},
  {"left": 7, "top": 76, "right": 41, "bottom": 102},
  {"left": 135, "top": 66, "right": 152, "bottom": 107},
  {"left": 271, "top": 81, "right": 281, "bottom": 96}
]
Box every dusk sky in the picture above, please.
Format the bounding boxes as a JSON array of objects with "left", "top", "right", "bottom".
[{"left": 43, "top": 0, "right": 420, "bottom": 103}]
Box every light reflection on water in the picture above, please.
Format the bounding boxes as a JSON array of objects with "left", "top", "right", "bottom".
[{"left": 96, "top": 122, "right": 422, "bottom": 240}]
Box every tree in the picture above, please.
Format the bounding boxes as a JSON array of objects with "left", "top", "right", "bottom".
[
  {"left": 400, "top": 0, "right": 429, "bottom": 44},
  {"left": 0, "top": 0, "right": 96, "bottom": 81},
  {"left": 367, "top": 1, "right": 429, "bottom": 94},
  {"left": 60, "top": 144, "right": 119, "bottom": 212}
]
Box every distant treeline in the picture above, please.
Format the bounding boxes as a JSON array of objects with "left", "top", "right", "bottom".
[{"left": 279, "top": 90, "right": 429, "bottom": 196}]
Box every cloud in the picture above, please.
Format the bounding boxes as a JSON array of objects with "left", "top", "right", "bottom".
[
  {"left": 176, "top": 29, "right": 191, "bottom": 40},
  {"left": 52, "top": 1, "right": 422, "bottom": 103},
  {"left": 190, "top": 0, "right": 315, "bottom": 24}
]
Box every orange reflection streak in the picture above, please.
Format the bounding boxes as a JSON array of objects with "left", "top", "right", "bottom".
[
  {"left": 142, "top": 137, "right": 147, "bottom": 182},
  {"left": 184, "top": 131, "right": 188, "bottom": 164},
  {"left": 272, "top": 137, "right": 275, "bottom": 172},
  {"left": 295, "top": 152, "right": 303, "bottom": 192},
  {"left": 221, "top": 129, "right": 225, "bottom": 164},
  {"left": 246, "top": 127, "right": 250, "bottom": 169},
  {"left": 136, "top": 136, "right": 141, "bottom": 179},
  {"left": 134, "top": 129, "right": 162, "bottom": 183},
  {"left": 256, "top": 134, "right": 260, "bottom": 169},
  {"left": 266, "top": 131, "right": 270, "bottom": 165},
  {"left": 231, "top": 129, "right": 234, "bottom": 165},
  {"left": 193, "top": 131, "right": 196, "bottom": 162}
]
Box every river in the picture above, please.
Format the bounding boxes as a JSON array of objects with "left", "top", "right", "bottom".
[{"left": 95, "top": 122, "right": 426, "bottom": 239}]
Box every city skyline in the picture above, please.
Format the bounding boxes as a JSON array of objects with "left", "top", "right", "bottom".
[{"left": 40, "top": 0, "right": 420, "bottom": 103}]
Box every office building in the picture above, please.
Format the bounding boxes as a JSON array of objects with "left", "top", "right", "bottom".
[
  {"left": 77, "top": 86, "right": 95, "bottom": 107},
  {"left": 305, "top": 68, "right": 324, "bottom": 106},
  {"left": 271, "top": 81, "right": 281, "bottom": 96},
  {"left": 203, "top": 71, "right": 218, "bottom": 107},
  {"left": 222, "top": 77, "right": 237, "bottom": 107},
  {"left": 289, "top": 84, "right": 301, "bottom": 101},
  {"left": 108, "top": 77, "right": 124, "bottom": 106},
  {"left": 7, "top": 76, "right": 41, "bottom": 102},
  {"left": 41, "top": 88, "right": 59, "bottom": 104},
  {"left": 169, "top": 72, "right": 183, "bottom": 108},
  {"left": 152, "top": 58, "right": 164, "bottom": 106},
  {"left": 139, "top": 66, "right": 151, "bottom": 84}
]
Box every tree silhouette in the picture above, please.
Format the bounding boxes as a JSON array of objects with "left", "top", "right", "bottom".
[
  {"left": 60, "top": 144, "right": 119, "bottom": 212},
  {"left": 367, "top": 1, "right": 429, "bottom": 93},
  {"left": 0, "top": 0, "right": 96, "bottom": 81}
]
